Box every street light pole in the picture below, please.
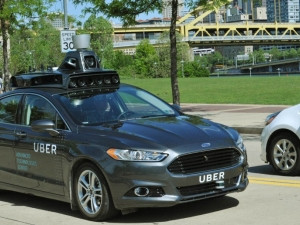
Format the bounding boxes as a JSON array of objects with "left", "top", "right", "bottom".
[{"left": 63, "top": 0, "right": 69, "bottom": 30}]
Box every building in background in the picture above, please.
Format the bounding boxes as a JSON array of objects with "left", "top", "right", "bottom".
[
  {"left": 46, "top": 12, "right": 76, "bottom": 30},
  {"left": 267, "top": 0, "right": 299, "bottom": 22},
  {"left": 226, "top": 5, "right": 250, "bottom": 22},
  {"left": 162, "top": 0, "right": 184, "bottom": 18},
  {"left": 253, "top": 7, "right": 267, "bottom": 21}
]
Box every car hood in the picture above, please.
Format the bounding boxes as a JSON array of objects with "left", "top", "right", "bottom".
[{"left": 80, "top": 115, "right": 238, "bottom": 151}]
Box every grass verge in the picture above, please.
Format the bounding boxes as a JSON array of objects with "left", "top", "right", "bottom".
[{"left": 122, "top": 76, "right": 300, "bottom": 105}]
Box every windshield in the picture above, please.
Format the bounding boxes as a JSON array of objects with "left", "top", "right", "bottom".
[{"left": 55, "top": 85, "right": 177, "bottom": 125}]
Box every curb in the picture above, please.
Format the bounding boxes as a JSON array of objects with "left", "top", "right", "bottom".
[
  {"left": 233, "top": 126, "right": 263, "bottom": 135},
  {"left": 180, "top": 103, "right": 277, "bottom": 135}
]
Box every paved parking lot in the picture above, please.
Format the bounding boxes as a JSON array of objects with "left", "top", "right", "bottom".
[
  {"left": 1, "top": 134, "right": 299, "bottom": 225},
  {"left": 181, "top": 103, "right": 288, "bottom": 134}
]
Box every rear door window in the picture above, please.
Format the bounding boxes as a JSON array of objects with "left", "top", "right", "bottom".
[{"left": 0, "top": 95, "right": 22, "bottom": 124}]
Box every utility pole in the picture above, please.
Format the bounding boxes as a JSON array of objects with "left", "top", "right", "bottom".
[
  {"left": 60, "top": 0, "right": 75, "bottom": 53},
  {"left": 63, "top": 0, "right": 68, "bottom": 29}
]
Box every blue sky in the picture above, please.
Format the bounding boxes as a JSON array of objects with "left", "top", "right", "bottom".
[
  {"left": 49, "top": 1, "right": 90, "bottom": 22},
  {"left": 49, "top": 0, "right": 160, "bottom": 24}
]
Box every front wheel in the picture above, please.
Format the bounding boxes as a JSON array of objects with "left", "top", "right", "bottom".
[
  {"left": 269, "top": 133, "right": 300, "bottom": 175},
  {"left": 74, "top": 163, "right": 118, "bottom": 221}
]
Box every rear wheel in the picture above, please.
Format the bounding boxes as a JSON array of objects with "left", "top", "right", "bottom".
[
  {"left": 269, "top": 133, "right": 300, "bottom": 175},
  {"left": 74, "top": 163, "right": 118, "bottom": 221}
]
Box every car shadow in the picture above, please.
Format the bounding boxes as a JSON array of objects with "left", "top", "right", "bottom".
[
  {"left": 248, "top": 165, "right": 277, "bottom": 175},
  {"left": 0, "top": 190, "right": 239, "bottom": 223},
  {"left": 109, "top": 196, "right": 239, "bottom": 223},
  {"left": 0, "top": 190, "right": 80, "bottom": 218}
]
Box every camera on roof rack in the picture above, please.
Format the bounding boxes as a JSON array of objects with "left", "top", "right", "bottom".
[
  {"left": 58, "top": 34, "right": 101, "bottom": 73},
  {"left": 68, "top": 71, "right": 120, "bottom": 89}
]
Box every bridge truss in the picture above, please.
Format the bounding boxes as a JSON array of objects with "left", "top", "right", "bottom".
[{"left": 113, "top": 2, "right": 300, "bottom": 48}]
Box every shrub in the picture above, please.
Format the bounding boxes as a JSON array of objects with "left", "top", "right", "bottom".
[{"left": 183, "top": 61, "right": 210, "bottom": 77}]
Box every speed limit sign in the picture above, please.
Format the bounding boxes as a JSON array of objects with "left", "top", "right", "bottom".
[{"left": 60, "top": 30, "right": 76, "bottom": 53}]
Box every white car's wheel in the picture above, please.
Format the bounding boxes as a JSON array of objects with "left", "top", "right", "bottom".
[
  {"left": 269, "top": 133, "right": 300, "bottom": 175},
  {"left": 74, "top": 163, "right": 118, "bottom": 221}
]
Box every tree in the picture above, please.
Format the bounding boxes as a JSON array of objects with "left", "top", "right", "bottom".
[
  {"left": 207, "top": 51, "right": 223, "bottom": 65},
  {"left": 112, "top": 50, "right": 134, "bottom": 70},
  {"left": 79, "top": 15, "right": 114, "bottom": 68},
  {"left": 183, "top": 61, "right": 209, "bottom": 77},
  {"left": 134, "top": 39, "right": 158, "bottom": 77},
  {"left": 255, "top": 49, "right": 266, "bottom": 63},
  {"left": 286, "top": 48, "right": 297, "bottom": 59},
  {"left": 0, "top": 0, "right": 55, "bottom": 91},
  {"left": 73, "top": 0, "right": 228, "bottom": 105},
  {"left": 10, "top": 18, "right": 64, "bottom": 75},
  {"left": 269, "top": 47, "right": 281, "bottom": 61},
  {"left": 156, "top": 31, "right": 189, "bottom": 78}
]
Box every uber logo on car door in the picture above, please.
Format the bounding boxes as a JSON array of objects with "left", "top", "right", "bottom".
[{"left": 33, "top": 142, "right": 57, "bottom": 155}]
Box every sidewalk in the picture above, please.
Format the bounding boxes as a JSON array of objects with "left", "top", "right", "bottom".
[{"left": 180, "top": 104, "right": 289, "bottom": 134}]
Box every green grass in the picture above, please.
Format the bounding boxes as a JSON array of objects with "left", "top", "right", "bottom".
[{"left": 121, "top": 76, "right": 300, "bottom": 105}]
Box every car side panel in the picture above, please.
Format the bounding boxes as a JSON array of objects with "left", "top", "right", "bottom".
[
  {"left": 13, "top": 125, "right": 66, "bottom": 195},
  {"left": 0, "top": 124, "right": 17, "bottom": 185}
]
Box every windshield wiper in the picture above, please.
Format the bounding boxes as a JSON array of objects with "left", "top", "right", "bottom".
[{"left": 141, "top": 114, "right": 176, "bottom": 118}]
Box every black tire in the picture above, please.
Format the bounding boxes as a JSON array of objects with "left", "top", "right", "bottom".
[
  {"left": 74, "top": 163, "right": 119, "bottom": 221},
  {"left": 269, "top": 133, "right": 300, "bottom": 175}
]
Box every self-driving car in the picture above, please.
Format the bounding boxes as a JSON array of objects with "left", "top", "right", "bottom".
[
  {"left": 0, "top": 46, "right": 248, "bottom": 221},
  {"left": 261, "top": 106, "right": 300, "bottom": 175}
]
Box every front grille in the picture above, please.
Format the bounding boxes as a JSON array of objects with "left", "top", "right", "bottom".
[
  {"left": 168, "top": 148, "right": 241, "bottom": 174},
  {"left": 178, "top": 176, "right": 239, "bottom": 196},
  {"left": 178, "top": 182, "right": 217, "bottom": 196}
]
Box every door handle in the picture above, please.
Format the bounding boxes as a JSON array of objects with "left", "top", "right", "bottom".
[{"left": 15, "top": 131, "right": 27, "bottom": 138}]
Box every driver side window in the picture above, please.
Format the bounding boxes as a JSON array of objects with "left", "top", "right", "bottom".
[{"left": 22, "top": 95, "right": 67, "bottom": 130}]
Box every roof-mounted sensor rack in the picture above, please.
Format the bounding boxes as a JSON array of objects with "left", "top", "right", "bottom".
[{"left": 10, "top": 34, "right": 120, "bottom": 90}]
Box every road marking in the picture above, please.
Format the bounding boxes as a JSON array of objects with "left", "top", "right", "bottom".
[{"left": 249, "top": 176, "right": 300, "bottom": 188}]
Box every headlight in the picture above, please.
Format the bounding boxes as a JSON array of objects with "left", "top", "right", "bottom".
[
  {"left": 236, "top": 135, "right": 246, "bottom": 152},
  {"left": 224, "top": 126, "right": 246, "bottom": 152},
  {"left": 107, "top": 148, "right": 168, "bottom": 161},
  {"left": 265, "top": 111, "right": 281, "bottom": 125}
]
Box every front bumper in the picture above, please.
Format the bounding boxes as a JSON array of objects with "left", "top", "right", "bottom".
[
  {"left": 260, "top": 126, "right": 270, "bottom": 162},
  {"left": 106, "top": 161, "right": 248, "bottom": 210}
]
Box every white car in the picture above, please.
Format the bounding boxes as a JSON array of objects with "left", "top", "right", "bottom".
[{"left": 261, "top": 105, "right": 300, "bottom": 175}]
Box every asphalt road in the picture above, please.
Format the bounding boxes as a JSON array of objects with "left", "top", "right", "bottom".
[{"left": 1, "top": 134, "right": 300, "bottom": 225}]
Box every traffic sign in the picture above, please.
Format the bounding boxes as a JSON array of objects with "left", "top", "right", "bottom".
[{"left": 60, "top": 30, "right": 76, "bottom": 53}]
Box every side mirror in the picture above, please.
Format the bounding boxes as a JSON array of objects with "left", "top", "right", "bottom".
[{"left": 31, "top": 119, "right": 60, "bottom": 137}]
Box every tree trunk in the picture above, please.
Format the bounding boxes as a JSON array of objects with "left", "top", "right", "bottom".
[
  {"left": 0, "top": 0, "right": 10, "bottom": 92},
  {"left": 1, "top": 18, "right": 10, "bottom": 92},
  {"left": 170, "top": 0, "right": 180, "bottom": 105}
]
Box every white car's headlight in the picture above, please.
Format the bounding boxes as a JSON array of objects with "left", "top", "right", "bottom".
[
  {"left": 265, "top": 111, "right": 281, "bottom": 125},
  {"left": 107, "top": 148, "right": 168, "bottom": 161}
]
